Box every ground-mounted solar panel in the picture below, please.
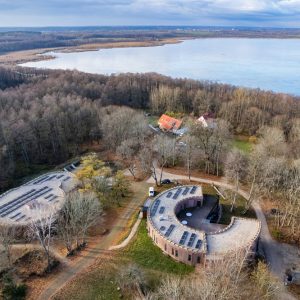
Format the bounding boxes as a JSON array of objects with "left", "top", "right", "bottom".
[
  {"left": 165, "top": 224, "right": 175, "bottom": 237},
  {"left": 195, "top": 239, "right": 202, "bottom": 249},
  {"left": 187, "top": 233, "right": 197, "bottom": 247},
  {"left": 182, "top": 187, "right": 190, "bottom": 195},
  {"left": 179, "top": 231, "right": 189, "bottom": 245},
  {"left": 166, "top": 192, "right": 172, "bottom": 198},
  {"left": 190, "top": 186, "right": 197, "bottom": 194},
  {"left": 159, "top": 206, "right": 165, "bottom": 214}
]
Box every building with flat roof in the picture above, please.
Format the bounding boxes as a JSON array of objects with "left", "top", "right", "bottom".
[
  {"left": 147, "top": 185, "right": 261, "bottom": 266},
  {"left": 0, "top": 171, "right": 78, "bottom": 226}
]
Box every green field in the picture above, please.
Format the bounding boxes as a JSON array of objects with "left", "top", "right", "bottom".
[
  {"left": 125, "top": 220, "right": 194, "bottom": 275},
  {"left": 232, "top": 138, "right": 253, "bottom": 154}
]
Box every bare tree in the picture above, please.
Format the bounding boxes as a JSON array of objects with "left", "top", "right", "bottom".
[
  {"left": 181, "top": 135, "right": 199, "bottom": 181},
  {"left": 117, "top": 138, "right": 140, "bottom": 179},
  {"left": 251, "top": 261, "right": 283, "bottom": 299},
  {"left": 118, "top": 264, "right": 147, "bottom": 299},
  {"left": 27, "top": 206, "right": 56, "bottom": 271},
  {"left": 154, "top": 135, "right": 174, "bottom": 184},
  {"left": 150, "top": 248, "right": 254, "bottom": 300},
  {"left": 139, "top": 147, "right": 159, "bottom": 186},
  {"left": 0, "top": 225, "right": 15, "bottom": 267},
  {"left": 225, "top": 149, "right": 248, "bottom": 212},
  {"left": 58, "top": 191, "right": 102, "bottom": 254}
]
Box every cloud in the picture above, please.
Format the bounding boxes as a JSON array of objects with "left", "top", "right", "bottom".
[{"left": 0, "top": 0, "right": 299, "bottom": 26}]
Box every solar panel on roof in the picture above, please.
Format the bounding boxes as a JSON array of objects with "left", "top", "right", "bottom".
[
  {"left": 159, "top": 206, "right": 165, "bottom": 214},
  {"left": 166, "top": 192, "right": 172, "bottom": 198},
  {"left": 165, "top": 224, "right": 175, "bottom": 237},
  {"left": 179, "top": 231, "right": 189, "bottom": 245},
  {"left": 190, "top": 186, "right": 197, "bottom": 194},
  {"left": 182, "top": 187, "right": 190, "bottom": 195},
  {"left": 187, "top": 233, "right": 197, "bottom": 247},
  {"left": 195, "top": 239, "right": 202, "bottom": 249},
  {"left": 15, "top": 215, "right": 26, "bottom": 222},
  {"left": 150, "top": 199, "right": 161, "bottom": 216},
  {"left": 10, "top": 212, "right": 21, "bottom": 219},
  {"left": 0, "top": 186, "right": 53, "bottom": 217}
]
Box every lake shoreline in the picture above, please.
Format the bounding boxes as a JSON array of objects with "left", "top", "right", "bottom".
[
  {"left": 0, "top": 37, "right": 186, "bottom": 67},
  {"left": 2, "top": 35, "right": 300, "bottom": 67}
]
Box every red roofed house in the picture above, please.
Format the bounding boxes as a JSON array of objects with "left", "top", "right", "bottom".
[{"left": 158, "top": 114, "right": 182, "bottom": 133}]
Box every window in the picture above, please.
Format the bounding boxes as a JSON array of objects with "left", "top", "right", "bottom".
[
  {"left": 172, "top": 248, "right": 174, "bottom": 255},
  {"left": 175, "top": 250, "right": 178, "bottom": 257},
  {"left": 164, "top": 244, "right": 167, "bottom": 251},
  {"left": 197, "top": 256, "right": 201, "bottom": 264},
  {"left": 188, "top": 255, "right": 191, "bottom": 261}
]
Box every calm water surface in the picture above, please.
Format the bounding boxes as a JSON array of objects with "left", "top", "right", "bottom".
[{"left": 22, "top": 39, "right": 300, "bottom": 95}]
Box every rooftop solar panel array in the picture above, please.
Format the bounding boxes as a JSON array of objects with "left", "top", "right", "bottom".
[
  {"left": 166, "top": 192, "right": 172, "bottom": 198},
  {"left": 0, "top": 186, "right": 53, "bottom": 217},
  {"left": 150, "top": 199, "right": 161, "bottom": 217},
  {"left": 172, "top": 188, "right": 182, "bottom": 200},
  {"left": 187, "top": 233, "right": 197, "bottom": 247},
  {"left": 159, "top": 206, "right": 165, "bottom": 214},
  {"left": 165, "top": 224, "right": 175, "bottom": 237},
  {"left": 190, "top": 186, "right": 197, "bottom": 194},
  {"left": 179, "top": 231, "right": 189, "bottom": 245},
  {"left": 182, "top": 187, "right": 190, "bottom": 195}
]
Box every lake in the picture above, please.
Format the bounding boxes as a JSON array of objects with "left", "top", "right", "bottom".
[{"left": 21, "top": 38, "right": 300, "bottom": 95}]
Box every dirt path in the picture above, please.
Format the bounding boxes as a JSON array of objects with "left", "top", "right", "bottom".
[
  {"left": 147, "top": 168, "right": 297, "bottom": 300},
  {"left": 109, "top": 215, "right": 142, "bottom": 250},
  {"left": 37, "top": 200, "right": 142, "bottom": 300}
]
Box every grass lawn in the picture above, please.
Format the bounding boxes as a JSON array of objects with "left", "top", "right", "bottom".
[
  {"left": 147, "top": 115, "right": 159, "bottom": 127},
  {"left": 232, "top": 138, "right": 253, "bottom": 154},
  {"left": 124, "top": 220, "right": 194, "bottom": 275},
  {"left": 53, "top": 262, "right": 122, "bottom": 300}
]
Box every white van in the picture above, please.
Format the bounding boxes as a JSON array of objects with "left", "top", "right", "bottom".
[{"left": 149, "top": 187, "right": 155, "bottom": 197}]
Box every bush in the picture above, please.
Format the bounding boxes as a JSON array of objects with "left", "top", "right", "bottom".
[{"left": 2, "top": 274, "right": 27, "bottom": 300}]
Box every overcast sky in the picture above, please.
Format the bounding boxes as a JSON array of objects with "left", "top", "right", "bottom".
[{"left": 0, "top": 0, "right": 300, "bottom": 27}]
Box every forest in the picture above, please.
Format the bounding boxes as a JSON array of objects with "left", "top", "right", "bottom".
[{"left": 0, "top": 66, "right": 300, "bottom": 193}]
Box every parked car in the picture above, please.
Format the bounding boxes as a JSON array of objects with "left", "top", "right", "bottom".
[
  {"left": 161, "top": 179, "right": 172, "bottom": 184},
  {"left": 149, "top": 187, "right": 155, "bottom": 197}
]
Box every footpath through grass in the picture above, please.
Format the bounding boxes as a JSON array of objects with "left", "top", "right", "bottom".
[{"left": 124, "top": 220, "right": 194, "bottom": 275}]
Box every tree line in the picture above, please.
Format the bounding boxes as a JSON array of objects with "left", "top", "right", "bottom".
[{"left": 0, "top": 68, "right": 300, "bottom": 191}]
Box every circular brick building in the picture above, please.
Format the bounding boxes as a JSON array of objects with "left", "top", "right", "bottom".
[{"left": 147, "top": 185, "right": 261, "bottom": 266}]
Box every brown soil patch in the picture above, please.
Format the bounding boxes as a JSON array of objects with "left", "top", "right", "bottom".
[{"left": 15, "top": 250, "right": 59, "bottom": 278}]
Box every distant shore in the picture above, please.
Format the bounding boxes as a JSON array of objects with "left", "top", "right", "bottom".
[{"left": 0, "top": 38, "right": 185, "bottom": 67}]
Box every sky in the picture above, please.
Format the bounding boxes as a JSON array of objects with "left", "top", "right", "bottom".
[{"left": 0, "top": 0, "right": 300, "bottom": 27}]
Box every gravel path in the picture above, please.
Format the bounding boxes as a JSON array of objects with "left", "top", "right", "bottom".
[{"left": 37, "top": 201, "right": 142, "bottom": 300}]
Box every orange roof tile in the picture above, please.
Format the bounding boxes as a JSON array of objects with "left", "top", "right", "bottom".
[{"left": 158, "top": 114, "right": 182, "bottom": 131}]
